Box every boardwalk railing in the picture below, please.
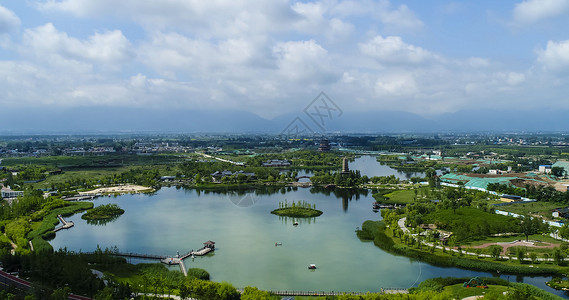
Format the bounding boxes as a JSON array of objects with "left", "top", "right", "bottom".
[{"left": 81, "top": 251, "right": 166, "bottom": 260}]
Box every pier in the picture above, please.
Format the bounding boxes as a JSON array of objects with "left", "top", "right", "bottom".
[
  {"left": 160, "top": 241, "right": 215, "bottom": 276},
  {"left": 54, "top": 215, "right": 74, "bottom": 232}
]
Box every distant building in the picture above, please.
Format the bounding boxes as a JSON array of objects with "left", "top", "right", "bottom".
[
  {"left": 262, "top": 159, "right": 291, "bottom": 167},
  {"left": 1, "top": 186, "right": 24, "bottom": 199},
  {"left": 341, "top": 157, "right": 349, "bottom": 174},
  {"left": 318, "top": 139, "right": 331, "bottom": 152},
  {"left": 211, "top": 170, "right": 255, "bottom": 179},
  {"left": 160, "top": 176, "right": 176, "bottom": 181},
  {"left": 553, "top": 208, "right": 569, "bottom": 219},
  {"left": 539, "top": 165, "right": 552, "bottom": 174},
  {"left": 500, "top": 194, "right": 522, "bottom": 202},
  {"left": 488, "top": 169, "right": 501, "bottom": 175}
]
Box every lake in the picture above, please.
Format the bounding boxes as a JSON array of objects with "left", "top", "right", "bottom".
[
  {"left": 348, "top": 155, "right": 425, "bottom": 179},
  {"left": 48, "top": 156, "right": 567, "bottom": 297}
]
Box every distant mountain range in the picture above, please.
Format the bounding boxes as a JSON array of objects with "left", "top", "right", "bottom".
[{"left": 1, "top": 107, "right": 568, "bottom": 134}]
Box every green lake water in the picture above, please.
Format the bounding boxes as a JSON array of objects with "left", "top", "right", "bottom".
[{"left": 48, "top": 156, "right": 567, "bottom": 296}]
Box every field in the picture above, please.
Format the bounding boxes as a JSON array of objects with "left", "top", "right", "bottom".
[
  {"left": 443, "top": 284, "right": 509, "bottom": 299},
  {"left": 499, "top": 201, "right": 565, "bottom": 219},
  {"left": 424, "top": 207, "right": 520, "bottom": 240}
]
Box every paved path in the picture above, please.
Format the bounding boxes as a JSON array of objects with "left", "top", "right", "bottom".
[
  {"left": 398, "top": 217, "right": 409, "bottom": 234},
  {"left": 469, "top": 240, "right": 558, "bottom": 255},
  {"left": 395, "top": 217, "right": 557, "bottom": 262}
]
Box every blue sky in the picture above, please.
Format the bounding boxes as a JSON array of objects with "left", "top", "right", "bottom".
[{"left": 1, "top": 0, "right": 569, "bottom": 119}]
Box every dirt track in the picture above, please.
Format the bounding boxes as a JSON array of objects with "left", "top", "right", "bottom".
[{"left": 467, "top": 240, "right": 558, "bottom": 255}]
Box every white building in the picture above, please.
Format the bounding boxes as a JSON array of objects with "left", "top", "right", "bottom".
[
  {"left": 539, "top": 165, "right": 552, "bottom": 174},
  {"left": 1, "top": 186, "right": 24, "bottom": 199}
]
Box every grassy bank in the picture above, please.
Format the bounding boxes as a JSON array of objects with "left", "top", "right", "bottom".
[
  {"left": 28, "top": 202, "right": 94, "bottom": 252},
  {"left": 357, "top": 220, "right": 562, "bottom": 276}
]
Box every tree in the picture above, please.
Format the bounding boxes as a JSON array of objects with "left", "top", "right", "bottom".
[
  {"left": 241, "top": 286, "right": 272, "bottom": 300},
  {"left": 559, "top": 224, "right": 569, "bottom": 239},
  {"left": 529, "top": 252, "right": 537, "bottom": 264},
  {"left": 552, "top": 166, "right": 565, "bottom": 177},
  {"left": 516, "top": 248, "right": 525, "bottom": 263},
  {"left": 554, "top": 248, "right": 565, "bottom": 265},
  {"left": 490, "top": 245, "right": 502, "bottom": 260},
  {"left": 519, "top": 215, "right": 538, "bottom": 241}
]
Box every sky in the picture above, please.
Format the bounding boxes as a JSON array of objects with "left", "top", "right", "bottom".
[{"left": 1, "top": 0, "right": 569, "bottom": 120}]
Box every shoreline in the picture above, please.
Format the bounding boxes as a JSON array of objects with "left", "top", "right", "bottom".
[{"left": 79, "top": 184, "right": 154, "bottom": 195}]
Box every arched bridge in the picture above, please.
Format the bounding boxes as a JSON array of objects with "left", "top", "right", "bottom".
[{"left": 295, "top": 175, "right": 312, "bottom": 181}]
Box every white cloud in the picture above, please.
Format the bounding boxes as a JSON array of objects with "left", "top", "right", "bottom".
[
  {"left": 374, "top": 73, "right": 417, "bottom": 97},
  {"left": 512, "top": 0, "right": 569, "bottom": 25},
  {"left": 273, "top": 40, "right": 339, "bottom": 84},
  {"left": 1, "top": 1, "right": 565, "bottom": 119},
  {"left": 537, "top": 39, "right": 569, "bottom": 73},
  {"left": 376, "top": 1, "right": 423, "bottom": 31},
  {"left": 0, "top": 5, "right": 21, "bottom": 34},
  {"left": 138, "top": 31, "right": 271, "bottom": 80},
  {"left": 331, "top": 0, "right": 423, "bottom": 31},
  {"left": 21, "top": 23, "right": 133, "bottom": 70},
  {"left": 36, "top": 0, "right": 298, "bottom": 38},
  {"left": 359, "top": 35, "right": 437, "bottom": 65}
]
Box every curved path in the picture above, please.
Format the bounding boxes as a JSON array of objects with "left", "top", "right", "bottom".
[
  {"left": 468, "top": 240, "right": 558, "bottom": 255},
  {"left": 396, "top": 217, "right": 558, "bottom": 261}
]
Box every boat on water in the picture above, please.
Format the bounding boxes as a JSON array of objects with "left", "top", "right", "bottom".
[
  {"left": 275, "top": 242, "right": 282, "bottom": 246},
  {"left": 293, "top": 221, "right": 299, "bottom": 226},
  {"left": 308, "top": 264, "right": 317, "bottom": 270}
]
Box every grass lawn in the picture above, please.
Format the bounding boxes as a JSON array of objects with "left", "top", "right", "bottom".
[
  {"left": 443, "top": 284, "right": 509, "bottom": 298},
  {"left": 33, "top": 168, "right": 129, "bottom": 189},
  {"left": 499, "top": 201, "right": 565, "bottom": 219},
  {"left": 462, "top": 234, "right": 561, "bottom": 247},
  {"left": 383, "top": 224, "right": 569, "bottom": 274},
  {"left": 381, "top": 189, "right": 417, "bottom": 204}
]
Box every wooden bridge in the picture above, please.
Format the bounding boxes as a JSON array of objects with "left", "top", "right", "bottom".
[
  {"left": 54, "top": 215, "right": 74, "bottom": 232},
  {"left": 110, "top": 252, "right": 166, "bottom": 260}
]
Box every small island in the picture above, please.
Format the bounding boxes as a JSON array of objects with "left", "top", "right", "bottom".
[
  {"left": 271, "top": 200, "right": 322, "bottom": 218},
  {"left": 81, "top": 203, "right": 125, "bottom": 220}
]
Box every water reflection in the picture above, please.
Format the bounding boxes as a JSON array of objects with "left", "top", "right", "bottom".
[
  {"left": 85, "top": 215, "right": 121, "bottom": 226},
  {"left": 310, "top": 187, "right": 368, "bottom": 211},
  {"left": 278, "top": 215, "right": 317, "bottom": 225}
]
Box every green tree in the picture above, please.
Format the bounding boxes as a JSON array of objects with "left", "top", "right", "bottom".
[
  {"left": 554, "top": 248, "right": 565, "bottom": 265},
  {"left": 552, "top": 166, "right": 565, "bottom": 177},
  {"left": 516, "top": 248, "right": 525, "bottom": 263},
  {"left": 519, "top": 215, "right": 537, "bottom": 242},
  {"left": 241, "top": 286, "right": 272, "bottom": 300},
  {"left": 559, "top": 224, "right": 569, "bottom": 239},
  {"left": 490, "top": 245, "right": 502, "bottom": 260},
  {"left": 529, "top": 252, "right": 537, "bottom": 264}
]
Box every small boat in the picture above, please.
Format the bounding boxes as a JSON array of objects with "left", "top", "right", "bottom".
[
  {"left": 308, "top": 264, "right": 317, "bottom": 270},
  {"left": 293, "top": 221, "right": 299, "bottom": 226},
  {"left": 275, "top": 242, "right": 282, "bottom": 246}
]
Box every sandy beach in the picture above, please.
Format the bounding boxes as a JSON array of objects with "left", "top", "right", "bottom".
[{"left": 79, "top": 184, "right": 153, "bottom": 195}]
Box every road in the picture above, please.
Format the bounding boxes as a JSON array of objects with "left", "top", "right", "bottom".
[{"left": 0, "top": 270, "right": 92, "bottom": 299}]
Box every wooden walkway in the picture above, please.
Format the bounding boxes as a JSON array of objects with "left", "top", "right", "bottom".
[
  {"left": 54, "top": 215, "right": 74, "bottom": 232},
  {"left": 111, "top": 252, "right": 166, "bottom": 260}
]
